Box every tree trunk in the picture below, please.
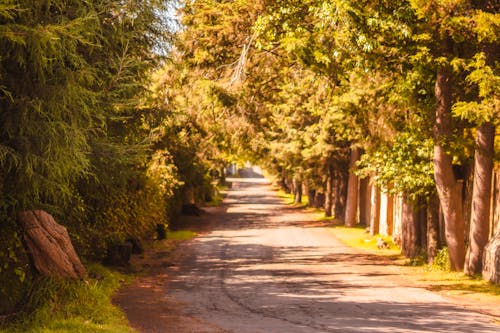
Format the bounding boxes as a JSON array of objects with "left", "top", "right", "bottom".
[
  {"left": 345, "top": 147, "right": 360, "bottom": 227},
  {"left": 308, "top": 188, "right": 316, "bottom": 207},
  {"left": 18, "top": 210, "right": 87, "bottom": 279},
  {"left": 294, "top": 179, "right": 303, "bottom": 204},
  {"left": 463, "top": 163, "right": 475, "bottom": 246},
  {"left": 369, "top": 186, "right": 380, "bottom": 236},
  {"left": 482, "top": 230, "right": 500, "bottom": 284},
  {"left": 379, "top": 190, "right": 394, "bottom": 236},
  {"left": 492, "top": 171, "right": 500, "bottom": 239},
  {"left": 314, "top": 192, "right": 326, "bottom": 209},
  {"left": 324, "top": 165, "right": 334, "bottom": 217},
  {"left": 219, "top": 166, "right": 226, "bottom": 183},
  {"left": 433, "top": 67, "right": 465, "bottom": 271},
  {"left": 401, "top": 196, "right": 421, "bottom": 258},
  {"left": 465, "top": 122, "right": 495, "bottom": 275},
  {"left": 427, "top": 193, "right": 441, "bottom": 264},
  {"left": 393, "top": 194, "right": 403, "bottom": 246},
  {"left": 359, "top": 178, "right": 371, "bottom": 226},
  {"left": 419, "top": 198, "right": 428, "bottom": 250},
  {"left": 333, "top": 163, "right": 349, "bottom": 219}
]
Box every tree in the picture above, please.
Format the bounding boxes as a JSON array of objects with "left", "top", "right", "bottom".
[
  {"left": 449, "top": 8, "right": 499, "bottom": 274},
  {"left": 0, "top": 0, "right": 175, "bottom": 310}
]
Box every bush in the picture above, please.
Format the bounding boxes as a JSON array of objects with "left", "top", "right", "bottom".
[{"left": 432, "top": 247, "right": 451, "bottom": 271}]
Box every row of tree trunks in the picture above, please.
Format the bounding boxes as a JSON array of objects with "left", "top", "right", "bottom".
[
  {"left": 300, "top": 121, "right": 495, "bottom": 277},
  {"left": 363, "top": 188, "right": 444, "bottom": 263},
  {"left": 285, "top": 121, "right": 496, "bottom": 276}
]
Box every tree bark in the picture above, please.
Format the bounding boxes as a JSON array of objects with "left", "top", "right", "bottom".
[
  {"left": 427, "top": 193, "right": 441, "bottom": 264},
  {"left": 345, "top": 147, "right": 361, "bottom": 227},
  {"left": 482, "top": 230, "right": 500, "bottom": 284},
  {"left": 307, "top": 188, "right": 316, "bottom": 207},
  {"left": 314, "top": 192, "right": 326, "bottom": 209},
  {"left": 324, "top": 165, "right": 334, "bottom": 217},
  {"left": 18, "top": 210, "right": 87, "bottom": 279},
  {"left": 401, "top": 196, "right": 421, "bottom": 258},
  {"left": 433, "top": 67, "right": 466, "bottom": 271},
  {"left": 465, "top": 122, "right": 495, "bottom": 275},
  {"left": 294, "top": 179, "right": 303, "bottom": 204},
  {"left": 333, "top": 164, "right": 349, "bottom": 219},
  {"left": 359, "top": 177, "right": 371, "bottom": 226},
  {"left": 492, "top": 171, "right": 500, "bottom": 239},
  {"left": 369, "top": 186, "right": 380, "bottom": 236}
]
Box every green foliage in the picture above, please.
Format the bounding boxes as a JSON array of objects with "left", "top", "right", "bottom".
[
  {"left": 166, "top": 230, "right": 197, "bottom": 241},
  {"left": 0, "top": 264, "right": 132, "bottom": 333},
  {"left": 328, "top": 225, "right": 401, "bottom": 257},
  {"left": 0, "top": 0, "right": 178, "bottom": 313},
  {"left": 452, "top": 53, "right": 500, "bottom": 125},
  {"left": 0, "top": 217, "right": 32, "bottom": 314},
  {"left": 432, "top": 247, "right": 451, "bottom": 272},
  {"left": 357, "top": 130, "right": 435, "bottom": 200}
]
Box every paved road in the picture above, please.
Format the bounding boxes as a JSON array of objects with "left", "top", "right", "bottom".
[{"left": 162, "top": 177, "right": 498, "bottom": 333}]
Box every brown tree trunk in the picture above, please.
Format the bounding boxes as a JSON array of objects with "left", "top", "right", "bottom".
[
  {"left": 18, "top": 210, "right": 87, "bottom": 279},
  {"left": 294, "top": 179, "right": 303, "bottom": 204},
  {"left": 463, "top": 163, "right": 475, "bottom": 246},
  {"left": 324, "top": 165, "right": 334, "bottom": 217},
  {"left": 401, "top": 196, "right": 421, "bottom": 258},
  {"left": 345, "top": 147, "right": 361, "bottom": 227},
  {"left": 359, "top": 178, "right": 371, "bottom": 226},
  {"left": 369, "top": 186, "right": 380, "bottom": 236},
  {"left": 492, "top": 171, "right": 500, "bottom": 239},
  {"left": 427, "top": 193, "right": 441, "bottom": 264},
  {"left": 333, "top": 163, "right": 349, "bottom": 219},
  {"left": 307, "top": 188, "right": 316, "bottom": 207},
  {"left": 418, "top": 198, "right": 428, "bottom": 250},
  {"left": 314, "top": 192, "right": 326, "bottom": 209},
  {"left": 465, "top": 122, "right": 495, "bottom": 275},
  {"left": 433, "top": 67, "right": 465, "bottom": 271}
]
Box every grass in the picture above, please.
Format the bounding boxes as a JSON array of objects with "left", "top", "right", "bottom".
[
  {"left": 328, "top": 225, "right": 402, "bottom": 257},
  {"left": 0, "top": 264, "right": 133, "bottom": 333},
  {"left": 405, "top": 262, "right": 500, "bottom": 301},
  {"left": 276, "top": 190, "right": 308, "bottom": 207},
  {"left": 1, "top": 229, "right": 199, "bottom": 333},
  {"left": 166, "top": 230, "right": 197, "bottom": 241}
]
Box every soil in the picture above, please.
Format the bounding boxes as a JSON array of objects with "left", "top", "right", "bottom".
[{"left": 114, "top": 175, "right": 500, "bottom": 333}]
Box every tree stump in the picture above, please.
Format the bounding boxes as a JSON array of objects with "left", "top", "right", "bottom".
[
  {"left": 18, "top": 210, "right": 87, "bottom": 279},
  {"left": 126, "top": 237, "right": 144, "bottom": 254},
  {"left": 105, "top": 243, "right": 132, "bottom": 266},
  {"left": 156, "top": 223, "right": 167, "bottom": 240},
  {"left": 482, "top": 232, "right": 500, "bottom": 284}
]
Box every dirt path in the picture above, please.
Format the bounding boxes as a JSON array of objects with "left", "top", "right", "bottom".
[{"left": 115, "top": 176, "right": 499, "bottom": 333}]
